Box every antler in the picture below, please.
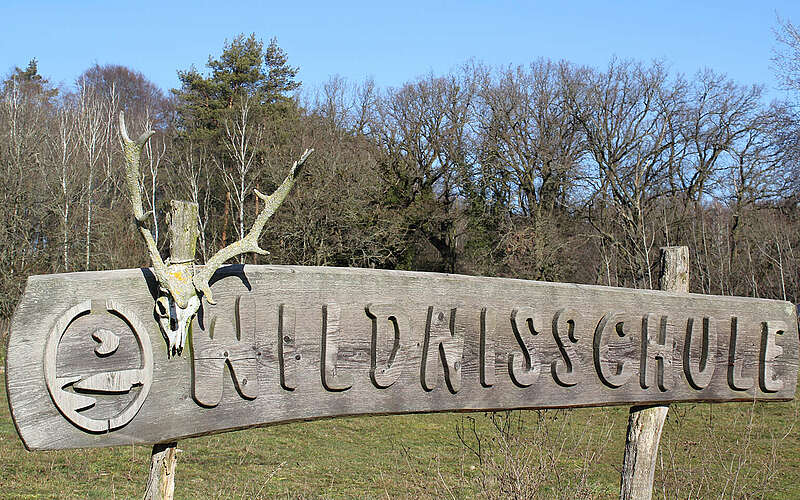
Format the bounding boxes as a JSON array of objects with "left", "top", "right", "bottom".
[
  {"left": 119, "top": 112, "right": 178, "bottom": 303},
  {"left": 121, "top": 111, "right": 311, "bottom": 356},
  {"left": 192, "top": 148, "right": 313, "bottom": 304}
]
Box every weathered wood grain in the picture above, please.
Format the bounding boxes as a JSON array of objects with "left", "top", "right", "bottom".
[
  {"left": 143, "top": 441, "right": 178, "bottom": 500},
  {"left": 6, "top": 265, "right": 799, "bottom": 450}
]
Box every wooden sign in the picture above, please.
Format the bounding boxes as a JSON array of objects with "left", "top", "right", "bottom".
[{"left": 6, "top": 265, "right": 798, "bottom": 450}]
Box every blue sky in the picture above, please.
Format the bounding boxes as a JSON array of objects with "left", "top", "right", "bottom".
[{"left": 2, "top": 1, "right": 800, "bottom": 100}]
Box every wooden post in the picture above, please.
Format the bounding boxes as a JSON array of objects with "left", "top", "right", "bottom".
[
  {"left": 619, "top": 246, "right": 689, "bottom": 500},
  {"left": 143, "top": 200, "right": 199, "bottom": 500},
  {"left": 143, "top": 442, "right": 178, "bottom": 500},
  {"left": 166, "top": 200, "right": 199, "bottom": 264}
]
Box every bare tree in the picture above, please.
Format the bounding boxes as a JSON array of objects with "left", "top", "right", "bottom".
[
  {"left": 0, "top": 63, "right": 56, "bottom": 316},
  {"left": 75, "top": 80, "right": 115, "bottom": 270},
  {"left": 476, "top": 61, "right": 590, "bottom": 281},
  {"left": 311, "top": 76, "right": 378, "bottom": 137},
  {"left": 48, "top": 103, "right": 79, "bottom": 271},
  {"left": 720, "top": 106, "right": 794, "bottom": 292},
  {"left": 574, "top": 59, "right": 686, "bottom": 288},
  {"left": 217, "top": 95, "right": 264, "bottom": 262},
  {"left": 138, "top": 113, "right": 167, "bottom": 243},
  {"left": 373, "top": 70, "right": 479, "bottom": 272},
  {"left": 773, "top": 16, "right": 800, "bottom": 94},
  {"left": 479, "top": 60, "right": 587, "bottom": 218}
]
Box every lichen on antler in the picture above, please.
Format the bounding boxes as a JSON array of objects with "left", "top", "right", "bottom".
[
  {"left": 192, "top": 147, "right": 313, "bottom": 304},
  {"left": 119, "top": 110, "right": 312, "bottom": 355},
  {"left": 120, "top": 113, "right": 173, "bottom": 298},
  {"left": 121, "top": 112, "right": 201, "bottom": 316}
]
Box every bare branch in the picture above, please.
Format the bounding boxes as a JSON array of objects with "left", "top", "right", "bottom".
[{"left": 193, "top": 148, "right": 313, "bottom": 303}]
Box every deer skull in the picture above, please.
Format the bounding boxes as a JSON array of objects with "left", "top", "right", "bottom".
[
  {"left": 120, "top": 111, "right": 312, "bottom": 356},
  {"left": 155, "top": 293, "right": 199, "bottom": 356},
  {"left": 153, "top": 263, "right": 201, "bottom": 356}
]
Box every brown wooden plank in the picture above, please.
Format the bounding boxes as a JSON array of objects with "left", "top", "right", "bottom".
[{"left": 6, "top": 265, "right": 799, "bottom": 450}]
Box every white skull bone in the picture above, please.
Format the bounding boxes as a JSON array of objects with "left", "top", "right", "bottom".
[{"left": 155, "top": 293, "right": 200, "bottom": 356}]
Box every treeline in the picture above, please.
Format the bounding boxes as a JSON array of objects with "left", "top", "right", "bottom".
[{"left": 2, "top": 34, "right": 799, "bottom": 320}]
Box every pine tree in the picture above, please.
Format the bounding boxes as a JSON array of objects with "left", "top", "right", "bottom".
[
  {"left": 172, "top": 33, "right": 300, "bottom": 141},
  {"left": 3, "top": 59, "right": 58, "bottom": 102}
]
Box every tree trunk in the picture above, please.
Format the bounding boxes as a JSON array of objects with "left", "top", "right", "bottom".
[
  {"left": 619, "top": 246, "right": 689, "bottom": 500},
  {"left": 85, "top": 166, "right": 93, "bottom": 271},
  {"left": 62, "top": 191, "right": 69, "bottom": 271}
]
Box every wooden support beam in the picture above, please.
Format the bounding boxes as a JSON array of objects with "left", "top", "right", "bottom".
[
  {"left": 620, "top": 246, "right": 689, "bottom": 500},
  {"left": 144, "top": 200, "right": 199, "bottom": 500},
  {"left": 143, "top": 442, "right": 178, "bottom": 500}
]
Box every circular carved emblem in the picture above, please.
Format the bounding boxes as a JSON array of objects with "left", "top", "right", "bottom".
[{"left": 43, "top": 300, "right": 153, "bottom": 433}]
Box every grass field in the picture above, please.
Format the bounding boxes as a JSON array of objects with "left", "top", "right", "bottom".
[{"left": 1, "top": 349, "right": 798, "bottom": 498}]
